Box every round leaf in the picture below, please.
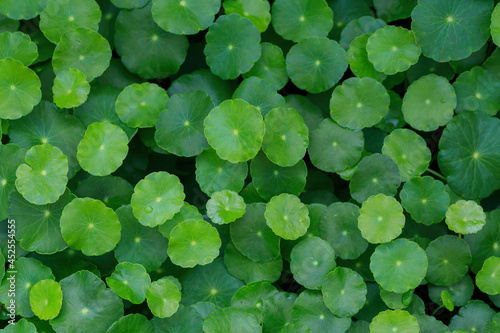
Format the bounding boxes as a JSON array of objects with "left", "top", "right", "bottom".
[
  {"left": 107, "top": 314, "right": 153, "bottom": 333},
  {"left": 322, "top": 267, "right": 367, "bottom": 318},
  {"left": 366, "top": 26, "right": 421, "bottom": 75},
  {"left": 204, "top": 99, "right": 265, "bottom": 163},
  {"left": 60, "top": 197, "right": 121, "bottom": 256},
  {"left": 411, "top": 0, "right": 493, "bottom": 62},
  {"left": 15, "top": 143, "right": 68, "bottom": 205},
  {"left": 106, "top": 262, "right": 151, "bottom": 304},
  {"left": 370, "top": 310, "right": 419, "bottom": 333},
  {"left": 158, "top": 202, "right": 203, "bottom": 239},
  {"left": 114, "top": 4, "right": 189, "bottom": 79},
  {"left": 290, "top": 237, "right": 336, "bottom": 290},
  {"left": 39, "top": 0, "right": 101, "bottom": 43},
  {"left": 29, "top": 279, "right": 62, "bottom": 320},
  {"left": 330, "top": 77, "right": 390, "bottom": 130},
  {"left": 168, "top": 219, "right": 221, "bottom": 268},
  {"left": 0, "top": 31, "right": 38, "bottom": 66},
  {"left": 347, "top": 33, "right": 387, "bottom": 82},
  {"left": 465, "top": 210, "right": 500, "bottom": 273},
  {"left": 358, "top": 194, "right": 405, "bottom": 244},
  {"left": 77, "top": 122, "right": 129, "bottom": 176},
  {"left": 402, "top": 74, "right": 456, "bottom": 132},
  {"left": 203, "top": 307, "right": 261, "bottom": 333},
  {"left": 243, "top": 42, "right": 288, "bottom": 90},
  {"left": 0, "top": 0, "right": 49, "bottom": 20},
  {"left": 445, "top": 200, "right": 486, "bottom": 234},
  {"left": 370, "top": 239, "right": 428, "bottom": 293},
  {"left": 0, "top": 144, "right": 26, "bottom": 220},
  {"left": 151, "top": 304, "right": 203, "bottom": 332},
  {"left": 204, "top": 14, "right": 261, "bottom": 80},
  {"left": 0, "top": 58, "right": 41, "bottom": 120},
  {"left": 146, "top": 277, "right": 181, "bottom": 318},
  {"left": 400, "top": 176, "right": 450, "bottom": 225},
  {"left": 476, "top": 256, "right": 500, "bottom": 295},
  {"left": 52, "top": 28, "right": 111, "bottom": 82},
  {"left": 448, "top": 300, "right": 496, "bottom": 333},
  {"left": 233, "top": 76, "right": 285, "bottom": 117},
  {"left": 381, "top": 129, "right": 431, "bottom": 181},
  {"left": 340, "top": 16, "right": 386, "bottom": 49},
  {"left": 286, "top": 37, "right": 348, "bottom": 93},
  {"left": 308, "top": 119, "right": 364, "bottom": 173},
  {"left": 131, "top": 171, "right": 185, "bottom": 227},
  {"left": 155, "top": 90, "right": 213, "bottom": 157},
  {"left": 264, "top": 194, "right": 310, "bottom": 240},
  {"left": 53, "top": 68, "right": 90, "bottom": 109},
  {"left": 207, "top": 190, "right": 246, "bottom": 225}
]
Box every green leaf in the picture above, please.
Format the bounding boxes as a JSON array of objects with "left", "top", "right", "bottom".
[
  {"left": 425, "top": 235, "right": 472, "bottom": 286},
  {"left": 230, "top": 203, "right": 281, "bottom": 262},
  {"left": 322, "top": 267, "right": 367, "bottom": 317},
  {"left": 74, "top": 175, "right": 133, "bottom": 210},
  {"left": 382, "top": 129, "right": 431, "bottom": 181},
  {"left": 291, "top": 290, "right": 351, "bottom": 332},
  {"left": 0, "top": 31, "right": 37, "bottom": 66},
  {"left": 400, "top": 176, "right": 450, "bottom": 225},
  {"left": 428, "top": 275, "right": 475, "bottom": 308},
  {"left": 320, "top": 202, "right": 368, "bottom": 260},
  {"left": 448, "top": 300, "right": 495, "bottom": 332},
  {"left": 0, "top": 58, "right": 41, "bottom": 120},
  {"left": 15, "top": 143, "right": 68, "bottom": 205},
  {"left": 340, "top": 16, "right": 386, "bottom": 49},
  {"left": 0, "top": 257, "right": 54, "bottom": 317},
  {"left": 379, "top": 288, "right": 414, "bottom": 310},
  {"left": 453, "top": 66, "right": 500, "bottom": 116},
  {"left": 231, "top": 281, "right": 278, "bottom": 317},
  {"left": 168, "top": 219, "right": 221, "bottom": 268},
  {"left": 327, "top": 0, "right": 373, "bottom": 40},
  {"left": 152, "top": 0, "right": 220, "bottom": 35},
  {"left": 250, "top": 152, "right": 307, "bottom": 201},
  {"left": 195, "top": 148, "right": 248, "bottom": 196},
  {"left": 77, "top": 122, "right": 129, "bottom": 176},
  {"left": 130, "top": 171, "right": 185, "bottom": 227},
  {"left": 115, "top": 205, "right": 169, "bottom": 272},
  {"left": 29, "top": 279, "right": 62, "bottom": 320},
  {"left": 290, "top": 237, "right": 336, "bottom": 290},
  {"left": 203, "top": 307, "right": 261, "bottom": 333},
  {"left": 0, "top": 319, "right": 37, "bottom": 333},
  {"left": 158, "top": 202, "right": 203, "bottom": 239},
  {"left": 0, "top": 0, "right": 49, "bottom": 20},
  {"left": 370, "top": 310, "right": 419, "bottom": 333},
  {"left": 39, "top": 0, "right": 101, "bottom": 43},
  {"left": 233, "top": 76, "right": 285, "bottom": 117},
  {"left": 262, "top": 292, "right": 298, "bottom": 332},
  {"left": 204, "top": 14, "right": 261, "bottom": 80},
  {"left": 370, "top": 239, "right": 428, "bottom": 293},
  {"left": 265, "top": 193, "right": 310, "bottom": 240},
  {"left": 114, "top": 3, "right": 188, "bottom": 79},
  {"left": 350, "top": 154, "right": 401, "bottom": 203},
  {"left": 110, "top": 0, "right": 148, "bottom": 8},
  {"left": 407, "top": 55, "right": 455, "bottom": 83},
  {"left": 106, "top": 314, "right": 154, "bottom": 333},
  {"left": 286, "top": 37, "right": 348, "bottom": 93},
  {"left": 411, "top": 0, "right": 493, "bottom": 62},
  {"left": 116, "top": 82, "right": 169, "bottom": 128},
  {"left": 224, "top": 242, "right": 282, "bottom": 284},
  {"left": 8, "top": 189, "right": 73, "bottom": 254},
  {"left": 366, "top": 26, "right": 421, "bottom": 75},
  {"left": 207, "top": 190, "right": 246, "bottom": 225},
  {"left": 347, "top": 34, "right": 388, "bottom": 82},
  {"left": 308, "top": 119, "right": 364, "bottom": 173},
  {"left": 146, "top": 277, "right": 181, "bottom": 318},
  {"left": 106, "top": 262, "right": 151, "bottom": 304},
  {"left": 358, "top": 194, "right": 405, "bottom": 244},
  {"left": 476, "top": 256, "right": 500, "bottom": 295},
  {"left": 180, "top": 258, "right": 244, "bottom": 307},
  {"left": 0, "top": 144, "right": 26, "bottom": 220},
  {"left": 52, "top": 28, "right": 111, "bottom": 82},
  {"left": 49, "top": 271, "right": 123, "bottom": 333},
  {"left": 60, "top": 198, "right": 121, "bottom": 256},
  {"left": 446, "top": 200, "right": 486, "bottom": 234},
  {"left": 285, "top": 95, "right": 323, "bottom": 132},
  {"left": 330, "top": 77, "right": 390, "bottom": 130},
  {"left": 53, "top": 68, "right": 90, "bottom": 109},
  {"left": 263, "top": 107, "right": 309, "bottom": 166},
  {"left": 243, "top": 43, "right": 289, "bottom": 90},
  {"left": 155, "top": 90, "right": 213, "bottom": 157},
  {"left": 204, "top": 99, "right": 265, "bottom": 163},
  {"left": 492, "top": 3, "right": 500, "bottom": 47},
  {"left": 271, "top": 0, "right": 333, "bottom": 42},
  {"left": 441, "top": 290, "right": 455, "bottom": 311},
  {"left": 373, "top": 0, "right": 417, "bottom": 22}
]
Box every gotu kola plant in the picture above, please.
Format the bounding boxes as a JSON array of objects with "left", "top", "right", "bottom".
[{"left": 0, "top": 0, "right": 500, "bottom": 332}]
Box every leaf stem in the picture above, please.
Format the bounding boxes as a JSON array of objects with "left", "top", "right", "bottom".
[
  {"left": 426, "top": 168, "right": 446, "bottom": 181},
  {"left": 431, "top": 304, "right": 444, "bottom": 316}
]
